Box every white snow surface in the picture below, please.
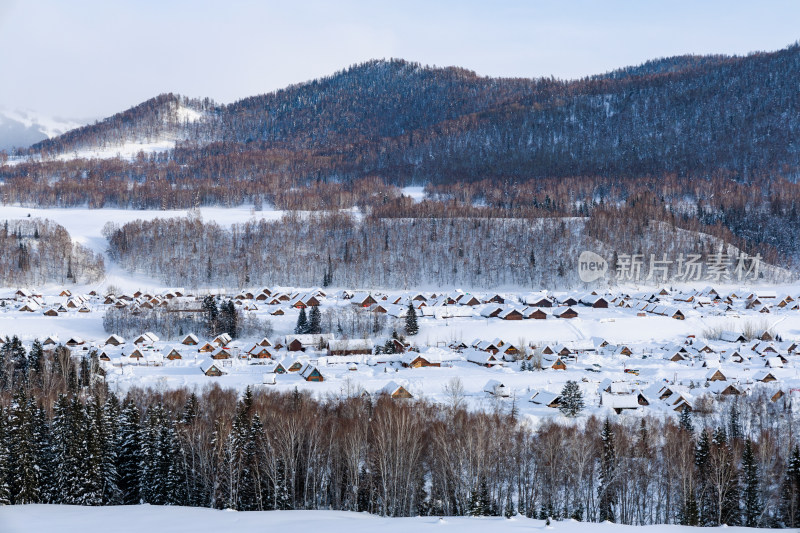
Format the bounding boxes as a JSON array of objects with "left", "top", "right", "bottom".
[{"left": 0, "top": 505, "right": 779, "bottom": 533}]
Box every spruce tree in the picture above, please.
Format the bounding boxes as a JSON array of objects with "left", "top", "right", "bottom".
[
  {"left": 405, "top": 302, "right": 419, "bottom": 336},
  {"left": 741, "top": 439, "right": 761, "bottom": 527},
  {"left": 8, "top": 391, "right": 39, "bottom": 504},
  {"left": 695, "top": 429, "right": 712, "bottom": 525},
  {"left": 140, "top": 404, "right": 168, "bottom": 504},
  {"left": 51, "top": 395, "right": 70, "bottom": 503},
  {"left": 9, "top": 336, "right": 27, "bottom": 389},
  {"left": 558, "top": 380, "right": 584, "bottom": 417},
  {"left": 28, "top": 339, "right": 44, "bottom": 386},
  {"left": 679, "top": 407, "right": 694, "bottom": 434},
  {"left": 504, "top": 489, "right": 516, "bottom": 518},
  {"left": 202, "top": 295, "right": 219, "bottom": 336},
  {"left": 295, "top": 307, "right": 309, "bottom": 335},
  {"left": 163, "top": 420, "right": 187, "bottom": 506},
  {"left": 82, "top": 396, "right": 105, "bottom": 505},
  {"left": 308, "top": 306, "right": 322, "bottom": 335},
  {"left": 780, "top": 445, "right": 800, "bottom": 527},
  {"left": 468, "top": 484, "right": 485, "bottom": 516},
  {"left": 0, "top": 406, "right": 10, "bottom": 505},
  {"left": 79, "top": 356, "right": 91, "bottom": 389},
  {"left": 117, "top": 399, "right": 142, "bottom": 505},
  {"left": 598, "top": 419, "right": 616, "bottom": 522},
  {"left": 33, "top": 406, "right": 54, "bottom": 504},
  {"left": 728, "top": 402, "right": 742, "bottom": 441}
]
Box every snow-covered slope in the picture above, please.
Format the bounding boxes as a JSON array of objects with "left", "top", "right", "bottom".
[{"left": 0, "top": 505, "right": 779, "bottom": 533}]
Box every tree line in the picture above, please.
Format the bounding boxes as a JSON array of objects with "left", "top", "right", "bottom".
[
  {"left": 105, "top": 211, "right": 787, "bottom": 290},
  {"left": 0, "top": 219, "right": 105, "bottom": 286},
  {"left": 0, "top": 336, "right": 799, "bottom": 526}
]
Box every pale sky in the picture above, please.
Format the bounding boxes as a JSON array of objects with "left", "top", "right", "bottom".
[{"left": 1, "top": 0, "right": 799, "bottom": 121}]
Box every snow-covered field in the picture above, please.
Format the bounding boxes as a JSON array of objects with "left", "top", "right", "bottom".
[
  {"left": 0, "top": 506, "right": 781, "bottom": 533},
  {"left": 1, "top": 204, "right": 799, "bottom": 422}
]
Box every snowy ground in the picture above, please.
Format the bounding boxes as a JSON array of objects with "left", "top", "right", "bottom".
[
  {"left": 0, "top": 505, "right": 781, "bottom": 533},
  {"left": 1, "top": 205, "right": 799, "bottom": 422}
]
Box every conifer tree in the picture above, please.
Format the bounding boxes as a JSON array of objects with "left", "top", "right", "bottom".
[
  {"left": 163, "top": 420, "right": 187, "bottom": 506},
  {"left": 741, "top": 438, "right": 760, "bottom": 527},
  {"left": 8, "top": 391, "right": 38, "bottom": 504},
  {"left": 140, "top": 404, "right": 168, "bottom": 504},
  {"left": 202, "top": 295, "right": 219, "bottom": 336},
  {"left": 117, "top": 399, "right": 142, "bottom": 505},
  {"left": 558, "top": 380, "right": 584, "bottom": 417},
  {"left": 728, "top": 402, "right": 742, "bottom": 441},
  {"left": 504, "top": 489, "right": 516, "bottom": 518},
  {"left": 308, "top": 306, "right": 322, "bottom": 335},
  {"left": 295, "top": 307, "right": 309, "bottom": 335},
  {"left": 780, "top": 445, "right": 800, "bottom": 527},
  {"left": 405, "top": 302, "right": 419, "bottom": 336},
  {"left": 598, "top": 419, "right": 616, "bottom": 522},
  {"left": 695, "top": 429, "right": 712, "bottom": 525},
  {"left": 79, "top": 356, "right": 91, "bottom": 389},
  {"left": 33, "top": 405, "right": 54, "bottom": 504},
  {"left": 52, "top": 394, "right": 81, "bottom": 504},
  {"left": 28, "top": 339, "right": 44, "bottom": 386},
  {"left": 9, "top": 336, "right": 27, "bottom": 389},
  {"left": 82, "top": 396, "right": 106, "bottom": 505},
  {"left": 0, "top": 406, "right": 10, "bottom": 505},
  {"left": 679, "top": 407, "right": 694, "bottom": 434}
]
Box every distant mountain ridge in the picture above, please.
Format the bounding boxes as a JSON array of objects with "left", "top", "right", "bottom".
[
  {"left": 0, "top": 109, "right": 81, "bottom": 151},
  {"left": 23, "top": 42, "right": 800, "bottom": 184}
]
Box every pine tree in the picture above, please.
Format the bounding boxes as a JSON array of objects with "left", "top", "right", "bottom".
[
  {"left": 202, "top": 295, "right": 219, "bottom": 337},
  {"left": 163, "top": 420, "right": 187, "bottom": 506},
  {"left": 558, "top": 380, "right": 584, "bottom": 417},
  {"left": 295, "top": 307, "right": 309, "bottom": 335},
  {"left": 9, "top": 336, "right": 27, "bottom": 389},
  {"left": 117, "top": 399, "right": 142, "bottom": 505},
  {"left": 504, "top": 489, "right": 516, "bottom": 518},
  {"left": 140, "top": 404, "right": 168, "bottom": 504},
  {"left": 598, "top": 419, "right": 616, "bottom": 522},
  {"left": 8, "top": 391, "right": 39, "bottom": 504},
  {"left": 780, "top": 445, "right": 800, "bottom": 527},
  {"left": 741, "top": 439, "right": 760, "bottom": 527},
  {"left": 695, "top": 429, "right": 712, "bottom": 525},
  {"left": 405, "top": 302, "right": 419, "bottom": 336},
  {"left": 82, "top": 396, "right": 106, "bottom": 505},
  {"left": 79, "top": 356, "right": 91, "bottom": 389},
  {"left": 220, "top": 300, "right": 239, "bottom": 339},
  {"left": 468, "top": 484, "right": 485, "bottom": 516},
  {"left": 28, "top": 339, "right": 44, "bottom": 386},
  {"left": 308, "top": 306, "right": 322, "bottom": 335},
  {"left": 728, "top": 402, "right": 742, "bottom": 441},
  {"left": 50, "top": 395, "right": 69, "bottom": 503},
  {"left": 33, "top": 405, "right": 54, "bottom": 504},
  {"left": 275, "top": 458, "right": 292, "bottom": 510},
  {"left": 679, "top": 406, "right": 694, "bottom": 434},
  {"left": 0, "top": 406, "right": 10, "bottom": 505}
]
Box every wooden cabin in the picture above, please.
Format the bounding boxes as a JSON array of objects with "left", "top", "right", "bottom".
[{"left": 299, "top": 364, "right": 324, "bottom": 382}]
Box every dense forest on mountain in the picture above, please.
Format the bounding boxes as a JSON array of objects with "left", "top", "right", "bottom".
[
  {"left": 2, "top": 44, "right": 800, "bottom": 267},
  {"left": 0, "top": 346, "right": 798, "bottom": 526}
]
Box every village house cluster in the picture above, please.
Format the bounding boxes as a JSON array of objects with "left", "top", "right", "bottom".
[{"left": 1, "top": 283, "right": 798, "bottom": 417}]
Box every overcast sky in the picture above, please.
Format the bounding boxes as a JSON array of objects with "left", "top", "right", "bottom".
[{"left": 1, "top": 0, "right": 799, "bottom": 121}]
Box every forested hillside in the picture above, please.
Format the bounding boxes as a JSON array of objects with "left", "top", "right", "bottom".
[
  {"left": 22, "top": 44, "right": 800, "bottom": 183},
  {"left": 0, "top": 219, "right": 105, "bottom": 286},
  {"left": 3, "top": 44, "right": 800, "bottom": 268}
]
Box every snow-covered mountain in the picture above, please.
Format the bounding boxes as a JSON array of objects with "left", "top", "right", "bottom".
[{"left": 0, "top": 108, "right": 83, "bottom": 151}]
